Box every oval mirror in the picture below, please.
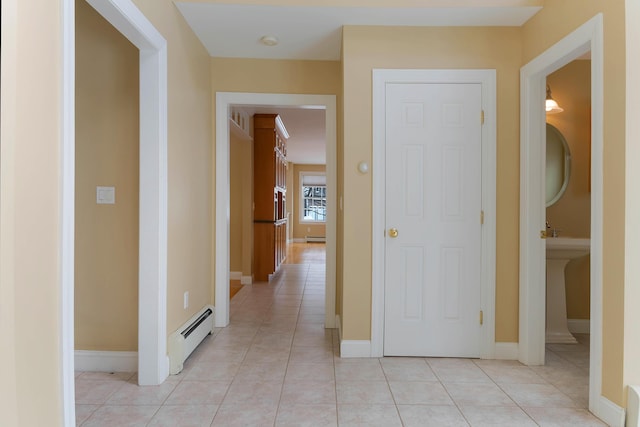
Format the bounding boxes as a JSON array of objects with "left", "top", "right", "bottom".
[{"left": 546, "top": 123, "right": 571, "bottom": 207}]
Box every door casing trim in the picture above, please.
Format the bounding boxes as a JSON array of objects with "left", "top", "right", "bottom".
[
  {"left": 371, "top": 69, "right": 497, "bottom": 358},
  {"left": 519, "top": 13, "right": 604, "bottom": 419}
]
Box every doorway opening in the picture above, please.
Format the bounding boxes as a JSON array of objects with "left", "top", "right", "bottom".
[
  {"left": 75, "top": 0, "right": 140, "bottom": 375},
  {"left": 518, "top": 13, "right": 610, "bottom": 423},
  {"left": 215, "top": 93, "right": 337, "bottom": 330},
  {"left": 227, "top": 106, "right": 329, "bottom": 308},
  {"left": 63, "top": 1, "right": 169, "bottom": 422}
]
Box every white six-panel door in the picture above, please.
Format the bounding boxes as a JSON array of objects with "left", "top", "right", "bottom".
[{"left": 383, "top": 83, "right": 483, "bottom": 357}]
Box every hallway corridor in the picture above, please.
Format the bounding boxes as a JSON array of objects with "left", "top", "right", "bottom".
[{"left": 75, "top": 260, "right": 604, "bottom": 426}]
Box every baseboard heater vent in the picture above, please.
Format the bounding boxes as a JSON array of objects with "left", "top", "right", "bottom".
[
  {"left": 305, "top": 236, "right": 326, "bottom": 243},
  {"left": 168, "top": 304, "right": 214, "bottom": 374}
]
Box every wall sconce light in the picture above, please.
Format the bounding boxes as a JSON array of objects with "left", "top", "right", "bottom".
[
  {"left": 357, "top": 162, "right": 369, "bottom": 174},
  {"left": 545, "top": 85, "right": 564, "bottom": 114}
]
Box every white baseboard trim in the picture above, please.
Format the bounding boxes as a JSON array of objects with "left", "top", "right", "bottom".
[
  {"left": 230, "top": 271, "right": 242, "bottom": 280},
  {"left": 340, "top": 340, "right": 372, "bottom": 358},
  {"left": 568, "top": 318, "right": 590, "bottom": 334},
  {"left": 305, "top": 236, "right": 326, "bottom": 243},
  {"left": 594, "top": 395, "right": 626, "bottom": 427},
  {"left": 336, "top": 314, "right": 374, "bottom": 358},
  {"left": 75, "top": 350, "right": 138, "bottom": 372},
  {"left": 494, "top": 342, "right": 519, "bottom": 360},
  {"left": 240, "top": 275, "right": 252, "bottom": 285},
  {"left": 292, "top": 238, "right": 306, "bottom": 243}
]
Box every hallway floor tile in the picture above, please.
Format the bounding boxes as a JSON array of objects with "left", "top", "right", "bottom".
[{"left": 76, "top": 263, "right": 604, "bottom": 426}]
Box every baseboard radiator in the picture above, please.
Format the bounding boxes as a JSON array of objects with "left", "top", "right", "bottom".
[
  {"left": 305, "top": 236, "right": 326, "bottom": 243},
  {"left": 168, "top": 304, "right": 214, "bottom": 375}
]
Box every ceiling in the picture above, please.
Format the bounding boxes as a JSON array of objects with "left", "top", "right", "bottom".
[
  {"left": 242, "top": 107, "right": 326, "bottom": 165},
  {"left": 175, "top": 3, "right": 542, "bottom": 61},
  {"left": 182, "top": 2, "right": 543, "bottom": 165}
]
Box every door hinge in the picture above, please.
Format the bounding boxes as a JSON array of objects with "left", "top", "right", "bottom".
[
  {"left": 540, "top": 229, "right": 547, "bottom": 239},
  {"left": 480, "top": 310, "right": 484, "bottom": 325},
  {"left": 480, "top": 210, "right": 484, "bottom": 225},
  {"left": 481, "top": 110, "right": 485, "bottom": 125}
]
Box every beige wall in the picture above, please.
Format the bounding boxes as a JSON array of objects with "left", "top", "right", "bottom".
[
  {"left": 545, "top": 60, "right": 591, "bottom": 321},
  {"left": 522, "top": 0, "right": 627, "bottom": 405},
  {"left": 75, "top": 0, "right": 139, "bottom": 352},
  {"left": 292, "top": 164, "right": 327, "bottom": 240},
  {"left": 230, "top": 133, "right": 243, "bottom": 272},
  {"left": 132, "top": 0, "right": 214, "bottom": 334},
  {"left": 76, "top": 0, "right": 214, "bottom": 342},
  {"left": 546, "top": 61, "right": 592, "bottom": 238},
  {"left": 230, "top": 131, "right": 253, "bottom": 276},
  {"left": 341, "top": 26, "right": 522, "bottom": 342},
  {"left": 211, "top": 58, "right": 341, "bottom": 95},
  {"left": 1, "top": 0, "right": 65, "bottom": 424}
]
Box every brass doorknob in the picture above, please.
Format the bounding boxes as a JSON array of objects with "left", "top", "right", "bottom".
[{"left": 388, "top": 228, "right": 398, "bottom": 238}]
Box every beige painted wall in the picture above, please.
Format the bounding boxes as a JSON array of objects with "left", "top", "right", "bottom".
[
  {"left": 293, "top": 164, "right": 327, "bottom": 240},
  {"left": 230, "top": 133, "right": 243, "bottom": 272},
  {"left": 545, "top": 60, "right": 591, "bottom": 321},
  {"left": 521, "top": 0, "right": 627, "bottom": 405},
  {"left": 211, "top": 58, "right": 341, "bottom": 95},
  {"left": 131, "top": 0, "right": 214, "bottom": 334},
  {"left": 1, "top": 0, "right": 65, "bottom": 424},
  {"left": 341, "top": 26, "right": 522, "bottom": 342},
  {"left": 75, "top": 0, "right": 139, "bottom": 352},
  {"left": 230, "top": 131, "right": 253, "bottom": 276},
  {"left": 546, "top": 61, "right": 592, "bottom": 238}
]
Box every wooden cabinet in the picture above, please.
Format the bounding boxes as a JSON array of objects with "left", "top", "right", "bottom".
[{"left": 253, "top": 114, "right": 288, "bottom": 281}]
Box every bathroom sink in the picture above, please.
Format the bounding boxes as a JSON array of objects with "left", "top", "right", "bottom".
[
  {"left": 546, "top": 237, "right": 590, "bottom": 259},
  {"left": 545, "top": 237, "right": 590, "bottom": 344}
]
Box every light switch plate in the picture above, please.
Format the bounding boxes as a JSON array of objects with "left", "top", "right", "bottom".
[{"left": 96, "top": 186, "right": 115, "bottom": 204}]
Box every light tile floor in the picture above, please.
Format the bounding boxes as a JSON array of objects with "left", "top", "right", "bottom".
[{"left": 75, "top": 264, "right": 606, "bottom": 426}]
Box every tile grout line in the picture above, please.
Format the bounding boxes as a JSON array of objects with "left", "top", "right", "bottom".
[
  {"left": 427, "top": 360, "right": 473, "bottom": 427},
  {"left": 273, "top": 263, "right": 310, "bottom": 426}
]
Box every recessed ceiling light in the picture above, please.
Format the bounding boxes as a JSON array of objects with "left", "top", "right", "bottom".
[{"left": 260, "top": 35, "right": 279, "bottom": 46}]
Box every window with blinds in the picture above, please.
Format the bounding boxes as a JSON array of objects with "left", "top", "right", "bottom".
[{"left": 301, "top": 173, "right": 326, "bottom": 223}]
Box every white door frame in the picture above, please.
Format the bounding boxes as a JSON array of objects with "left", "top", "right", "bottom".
[
  {"left": 62, "top": 0, "right": 169, "bottom": 422},
  {"left": 372, "top": 69, "right": 497, "bottom": 358},
  {"left": 215, "top": 93, "right": 337, "bottom": 329},
  {"left": 518, "top": 13, "right": 618, "bottom": 424},
  {"left": 61, "top": 0, "right": 75, "bottom": 424}
]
